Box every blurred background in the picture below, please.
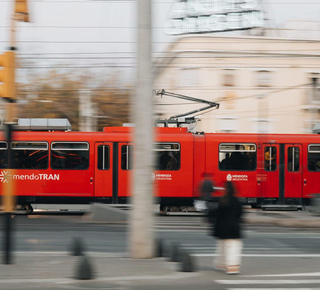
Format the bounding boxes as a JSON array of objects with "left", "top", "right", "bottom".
[{"left": 0, "top": 0, "right": 320, "bottom": 133}]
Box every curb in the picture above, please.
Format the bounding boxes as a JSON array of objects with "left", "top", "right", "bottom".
[{"left": 244, "top": 218, "right": 320, "bottom": 228}]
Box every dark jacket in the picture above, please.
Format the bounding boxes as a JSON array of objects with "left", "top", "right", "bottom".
[
  {"left": 213, "top": 194, "right": 243, "bottom": 239},
  {"left": 200, "top": 178, "right": 214, "bottom": 201}
]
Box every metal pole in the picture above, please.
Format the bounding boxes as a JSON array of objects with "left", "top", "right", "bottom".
[
  {"left": 312, "top": 77, "right": 318, "bottom": 130},
  {"left": 7, "top": 14, "right": 17, "bottom": 123},
  {"left": 2, "top": 6, "right": 18, "bottom": 266},
  {"left": 130, "top": 0, "right": 154, "bottom": 258},
  {"left": 3, "top": 124, "right": 14, "bottom": 264}
]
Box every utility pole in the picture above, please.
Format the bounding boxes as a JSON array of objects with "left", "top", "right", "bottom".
[
  {"left": 311, "top": 77, "right": 318, "bottom": 131},
  {"left": 130, "top": 0, "right": 154, "bottom": 258},
  {"left": 79, "top": 91, "right": 96, "bottom": 131}
]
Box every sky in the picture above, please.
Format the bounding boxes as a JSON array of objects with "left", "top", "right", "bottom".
[{"left": 0, "top": 0, "right": 320, "bottom": 84}]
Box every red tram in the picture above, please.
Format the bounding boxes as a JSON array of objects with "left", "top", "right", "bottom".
[{"left": 0, "top": 122, "right": 320, "bottom": 211}]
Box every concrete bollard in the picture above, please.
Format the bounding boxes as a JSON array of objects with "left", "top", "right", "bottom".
[
  {"left": 169, "top": 243, "right": 181, "bottom": 262},
  {"left": 180, "top": 250, "right": 196, "bottom": 272},
  {"left": 74, "top": 255, "right": 94, "bottom": 280},
  {"left": 70, "top": 237, "right": 85, "bottom": 256}
]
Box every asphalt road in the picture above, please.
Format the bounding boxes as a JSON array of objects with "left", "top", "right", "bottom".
[{"left": 1, "top": 212, "right": 320, "bottom": 289}]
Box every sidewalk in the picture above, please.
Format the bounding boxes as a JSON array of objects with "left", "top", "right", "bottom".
[
  {"left": 83, "top": 203, "right": 320, "bottom": 228},
  {"left": 1, "top": 248, "right": 320, "bottom": 290},
  {"left": 1, "top": 209, "right": 320, "bottom": 289}
]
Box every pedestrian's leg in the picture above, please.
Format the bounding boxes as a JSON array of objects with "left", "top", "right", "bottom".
[
  {"left": 225, "top": 239, "right": 242, "bottom": 274},
  {"left": 214, "top": 239, "right": 225, "bottom": 271}
]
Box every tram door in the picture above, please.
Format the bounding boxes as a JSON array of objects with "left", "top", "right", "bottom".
[
  {"left": 94, "top": 142, "right": 113, "bottom": 199},
  {"left": 117, "top": 143, "right": 133, "bottom": 203},
  {"left": 95, "top": 142, "right": 133, "bottom": 203},
  {"left": 261, "top": 144, "right": 280, "bottom": 199},
  {"left": 261, "top": 144, "right": 302, "bottom": 203},
  {"left": 284, "top": 144, "right": 302, "bottom": 200}
]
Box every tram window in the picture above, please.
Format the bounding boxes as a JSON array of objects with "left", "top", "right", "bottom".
[
  {"left": 264, "top": 146, "right": 277, "bottom": 171},
  {"left": 287, "top": 147, "right": 299, "bottom": 172},
  {"left": 154, "top": 143, "right": 180, "bottom": 171},
  {"left": 0, "top": 142, "right": 8, "bottom": 169},
  {"left": 51, "top": 142, "right": 89, "bottom": 170},
  {"left": 219, "top": 143, "right": 256, "bottom": 171},
  {"left": 308, "top": 144, "right": 320, "bottom": 172},
  {"left": 121, "top": 145, "right": 133, "bottom": 170},
  {"left": 11, "top": 142, "right": 48, "bottom": 169},
  {"left": 97, "top": 145, "right": 110, "bottom": 170}
]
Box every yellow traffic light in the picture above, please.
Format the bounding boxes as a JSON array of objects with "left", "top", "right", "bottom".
[
  {"left": 15, "top": 0, "right": 29, "bottom": 22},
  {"left": 0, "top": 51, "right": 15, "bottom": 100}
]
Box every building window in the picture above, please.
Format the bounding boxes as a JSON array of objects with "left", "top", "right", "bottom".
[
  {"left": 252, "top": 119, "right": 274, "bottom": 133},
  {"left": 217, "top": 117, "right": 238, "bottom": 133},
  {"left": 256, "top": 70, "right": 272, "bottom": 87},
  {"left": 310, "top": 75, "right": 320, "bottom": 102},
  {"left": 222, "top": 69, "right": 235, "bottom": 87},
  {"left": 179, "top": 68, "right": 199, "bottom": 87}
]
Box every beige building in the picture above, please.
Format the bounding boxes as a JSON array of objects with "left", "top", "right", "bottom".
[{"left": 154, "top": 35, "right": 320, "bottom": 134}]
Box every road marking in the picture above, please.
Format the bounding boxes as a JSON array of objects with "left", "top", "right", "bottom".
[
  {"left": 216, "top": 280, "right": 320, "bottom": 285},
  {"left": 157, "top": 229, "right": 206, "bottom": 232},
  {"left": 194, "top": 254, "right": 320, "bottom": 257},
  {"left": 244, "top": 272, "right": 320, "bottom": 277},
  {"left": 0, "top": 273, "right": 199, "bottom": 285},
  {"left": 60, "top": 273, "right": 199, "bottom": 284},
  {"left": 228, "top": 288, "right": 320, "bottom": 290},
  {"left": 14, "top": 251, "right": 126, "bottom": 257},
  {"left": 183, "top": 246, "right": 302, "bottom": 250}
]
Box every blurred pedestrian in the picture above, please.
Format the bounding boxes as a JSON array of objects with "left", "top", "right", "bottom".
[
  {"left": 197, "top": 173, "right": 215, "bottom": 213},
  {"left": 211, "top": 181, "right": 243, "bottom": 275}
]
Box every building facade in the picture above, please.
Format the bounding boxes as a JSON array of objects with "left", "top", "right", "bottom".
[{"left": 154, "top": 35, "right": 320, "bottom": 134}]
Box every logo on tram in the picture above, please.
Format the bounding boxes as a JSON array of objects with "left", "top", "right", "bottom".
[
  {"left": 0, "top": 171, "right": 60, "bottom": 183},
  {"left": 226, "top": 174, "right": 248, "bottom": 182}
]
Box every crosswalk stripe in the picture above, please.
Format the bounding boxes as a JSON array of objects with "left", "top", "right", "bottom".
[
  {"left": 194, "top": 254, "right": 320, "bottom": 257},
  {"left": 183, "top": 246, "right": 302, "bottom": 250},
  {"left": 228, "top": 288, "right": 320, "bottom": 290},
  {"left": 216, "top": 280, "right": 320, "bottom": 285},
  {"left": 243, "top": 272, "right": 320, "bottom": 277}
]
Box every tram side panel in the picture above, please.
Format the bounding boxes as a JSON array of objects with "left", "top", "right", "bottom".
[
  {"left": 192, "top": 134, "right": 206, "bottom": 199},
  {"left": 155, "top": 134, "right": 194, "bottom": 207},
  {"left": 0, "top": 134, "right": 95, "bottom": 205},
  {"left": 302, "top": 142, "right": 320, "bottom": 205}
]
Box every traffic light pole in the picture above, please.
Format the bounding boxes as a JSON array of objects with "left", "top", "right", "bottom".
[
  {"left": 2, "top": 124, "right": 14, "bottom": 264},
  {"left": 8, "top": 10, "right": 17, "bottom": 123},
  {"left": 1, "top": 0, "right": 29, "bottom": 265}
]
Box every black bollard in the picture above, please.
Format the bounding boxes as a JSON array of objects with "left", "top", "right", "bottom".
[
  {"left": 156, "top": 239, "right": 163, "bottom": 257},
  {"left": 180, "top": 251, "right": 196, "bottom": 272},
  {"left": 3, "top": 213, "right": 13, "bottom": 264},
  {"left": 169, "top": 243, "right": 181, "bottom": 262},
  {"left": 74, "top": 255, "right": 94, "bottom": 280},
  {"left": 70, "top": 237, "right": 85, "bottom": 256}
]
